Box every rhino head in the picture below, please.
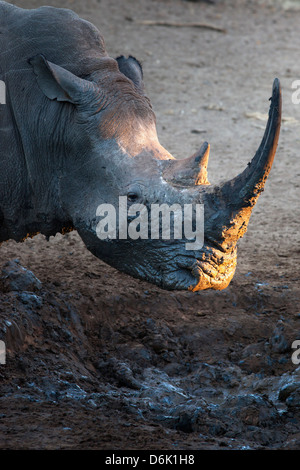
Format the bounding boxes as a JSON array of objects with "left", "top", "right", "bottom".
[{"left": 29, "top": 54, "right": 281, "bottom": 291}]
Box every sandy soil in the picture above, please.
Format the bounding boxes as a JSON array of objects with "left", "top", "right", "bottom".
[{"left": 0, "top": 0, "right": 300, "bottom": 450}]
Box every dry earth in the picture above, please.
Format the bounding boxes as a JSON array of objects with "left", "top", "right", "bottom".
[{"left": 0, "top": 0, "right": 300, "bottom": 451}]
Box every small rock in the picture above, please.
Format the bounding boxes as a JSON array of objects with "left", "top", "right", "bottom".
[
  {"left": 279, "top": 382, "right": 300, "bottom": 402},
  {"left": 270, "top": 323, "right": 289, "bottom": 353},
  {"left": 286, "top": 390, "right": 300, "bottom": 408},
  {"left": 17, "top": 292, "right": 43, "bottom": 308},
  {"left": 98, "top": 357, "right": 141, "bottom": 390},
  {"left": 0, "top": 260, "right": 42, "bottom": 293}
]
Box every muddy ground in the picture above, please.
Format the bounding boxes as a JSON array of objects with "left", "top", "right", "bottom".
[{"left": 0, "top": 0, "right": 300, "bottom": 451}]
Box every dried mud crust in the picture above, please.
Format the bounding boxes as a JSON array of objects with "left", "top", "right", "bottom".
[{"left": 1, "top": 0, "right": 300, "bottom": 450}]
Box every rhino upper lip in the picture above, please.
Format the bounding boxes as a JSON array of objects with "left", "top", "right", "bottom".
[{"left": 174, "top": 242, "right": 237, "bottom": 289}]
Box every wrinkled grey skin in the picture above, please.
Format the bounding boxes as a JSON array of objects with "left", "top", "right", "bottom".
[{"left": 0, "top": 2, "right": 281, "bottom": 291}]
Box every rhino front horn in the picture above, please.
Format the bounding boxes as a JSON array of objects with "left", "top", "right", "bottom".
[{"left": 209, "top": 78, "right": 282, "bottom": 249}]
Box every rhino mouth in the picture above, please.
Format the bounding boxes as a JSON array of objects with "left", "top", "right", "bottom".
[
  {"left": 156, "top": 242, "right": 237, "bottom": 291},
  {"left": 117, "top": 240, "right": 237, "bottom": 292},
  {"left": 174, "top": 245, "right": 237, "bottom": 291}
]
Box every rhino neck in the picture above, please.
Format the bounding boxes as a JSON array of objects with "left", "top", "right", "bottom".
[
  {"left": 0, "top": 93, "right": 73, "bottom": 243},
  {"left": 0, "top": 170, "right": 73, "bottom": 243}
]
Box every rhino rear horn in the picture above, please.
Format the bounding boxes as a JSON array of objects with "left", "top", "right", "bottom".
[{"left": 163, "top": 141, "right": 210, "bottom": 186}]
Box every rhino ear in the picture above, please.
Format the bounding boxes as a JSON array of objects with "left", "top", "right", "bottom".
[
  {"left": 28, "top": 54, "right": 93, "bottom": 104},
  {"left": 116, "top": 55, "right": 144, "bottom": 92}
]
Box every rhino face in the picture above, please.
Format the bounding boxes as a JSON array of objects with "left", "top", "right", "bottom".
[{"left": 29, "top": 54, "right": 281, "bottom": 291}]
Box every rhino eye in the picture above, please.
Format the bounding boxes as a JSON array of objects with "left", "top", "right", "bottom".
[{"left": 127, "top": 192, "right": 139, "bottom": 202}]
